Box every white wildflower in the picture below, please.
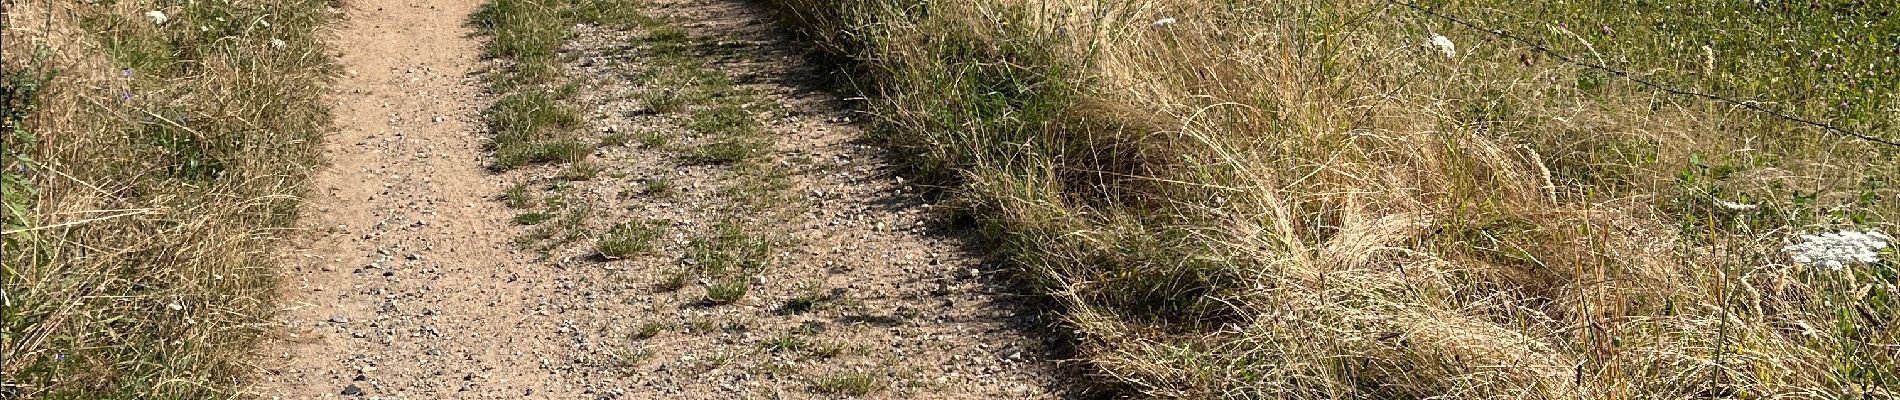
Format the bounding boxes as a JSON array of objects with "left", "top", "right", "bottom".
[
  {"left": 1152, "top": 17, "right": 1176, "bottom": 28},
  {"left": 270, "top": 38, "right": 288, "bottom": 49},
  {"left": 1783, "top": 229, "right": 1890, "bottom": 271},
  {"left": 145, "top": 10, "right": 169, "bottom": 25},
  {"left": 1429, "top": 33, "right": 1456, "bottom": 58}
]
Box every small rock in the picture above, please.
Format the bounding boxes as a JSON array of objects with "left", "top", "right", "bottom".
[{"left": 341, "top": 384, "right": 363, "bottom": 396}]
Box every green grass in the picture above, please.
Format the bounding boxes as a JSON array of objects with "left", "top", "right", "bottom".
[
  {"left": 637, "top": 129, "right": 671, "bottom": 149},
  {"left": 633, "top": 320, "right": 670, "bottom": 339},
  {"left": 557, "top": 160, "right": 602, "bottom": 181},
  {"left": 513, "top": 212, "right": 554, "bottom": 225},
  {"left": 703, "top": 277, "right": 750, "bottom": 304},
  {"left": 674, "top": 221, "right": 771, "bottom": 304},
  {"left": 762, "top": 334, "right": 808, "bottom": 352},
  {"left": 1431, "top": 1, "right": 1898, "bottom": 134},
  {"left": 656, "top": 268, "right": 691, "bottom": 292},
  {"left": 564, "top": 0, "right": 655, "bottom": 29},
  {"left": 641, "top": 177, "right": 673, "bottom": 196},
  {"left": 3, "top": 0, "right": 334, "bottom": 397},
  {"left": 686, "top": 221, "right": 770, "bottom": 277},
  {"left": 778, "top": 291, "right": 826, "bottom": 315},
  {"left": 683, "top": 139, "right": 764, "bottom": 165},
  {"left": 503, "top": 182, "right": 537, "bottom": 208},
  {"left": 595, "top": 219, "right": 665, "bottom": 258}
]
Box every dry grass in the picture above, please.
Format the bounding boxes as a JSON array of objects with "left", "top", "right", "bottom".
[
  {"left": 1, "top": 0, "right": 332, "bottom": 398},
  {"left": 763, "top": 0, "right": 1898, "bottom": 398}
]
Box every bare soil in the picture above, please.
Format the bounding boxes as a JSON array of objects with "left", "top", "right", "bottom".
[{"left": 250, "top": 0, "right": 1068, "bottom": 398}]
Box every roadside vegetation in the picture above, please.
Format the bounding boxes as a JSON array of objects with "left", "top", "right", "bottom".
[
  {"left": 761, "top": 0, "right": 1898, "bottom": 398},
  {"left": 1, "top": 1, "right": 332, "bottom": 398}
]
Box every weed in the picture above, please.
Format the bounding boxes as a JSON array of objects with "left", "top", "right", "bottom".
[
  {"left": 596, "top": 219, "right": 665, "bottom": 258},
  {"left": 778, "top": 291, "right": 826, "bottom": 315},
  {"left": 638, "top": 130, "right": 671, "bottom": 149},
  {"left": 599, "top": 131, "right": 632, "bottom": 147},
  {"left": 503, "top": 182, "right": 536, "bottom": 208},
  {"left": 642, "top": 177, "right": 674, "bottom": 196},
  {"left": 565, "top": 0, "right": 655, "bottom": 29},
  {"left": 607, "top": 345, "right": 653, "bottom": 373},
  {"left": 633, "top": 320, "right": 670, "bottom": 340},
  {"left": 513, "top": 212, "right": 554, "bottom": 225},
  {"left": 703, "top": 277, "right": 750, "bottom": 305},
  {"left": 685, "top": 317, "right": 718, "bottom": 333},
  {"left": 496, "top": 138, "right": 590, "bottom": 169},
  {"left": 657, "top": 268, "right": 691, "bottom": 292},
  {"left": 762, "top": 334, "right": 807, "bottom": 352},
  {"left": 640, "top": 89, "right": 689, "bottom": 114},
  {"left": 686, "top": 221, "right": 771, "bottom": 277},
  {"left": 685, "top": 104, "right": 757, "bottom": 137},
  {"left": 683, "top": 139, "right": 762, "bottom": 165},
  {"left": 792, "top": 321, "right": 826, "bottom": 335},
  {"left": 806, "top": 342, "right": 845, "bottom": 359},
  {"left": 812, "top": 371, "right": 883, "bottom": 396},
  {"left": 558, "top": 160, "right": 602, "bottom": 181}
]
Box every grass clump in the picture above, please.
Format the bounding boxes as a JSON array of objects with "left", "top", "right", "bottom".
[
  {"left": 632, "top": 320, "right": 669, "bottom": 339},
  {"left": 702, "top": 277, "right": 750, "bottom": 304},
  {"left": 645, "top": 177, "right": 673, "bottom": 194},
  {"left": 777, "top": 292, "right": 826, "bottom": 315},
  {"left": 564, "top": 0, "right": 655, "bottom": 29},
  {"left": 512, "top": 212, "right": 554, "bottom": 225},
  {"left": 2, "top": 1, "right": 334, "bottom": 397},
  {"left": 557, "top": 160, "right": 602, "bottom": 181},
  {"left": 503, "top": 182, "right": 537, "bottom": 208},
  {"left": 686, "top": 221, "right": 770, "bottom": 277},
  {"left": 679, "top": 221, "right": 770, "bottom": 304},
  {"left": 762, "top": 0, "right": 1900, "bottom": 397},
  {"left": 683, "top": 139, "right": 763, "bottom": 165},
  {"left": 812, "top": 371, "right": 883, "bottom": 397},
  {"left": 595, "top": 219, "right": 665, "bottom": 258},
  {"left": 762, "top": 334, "right": 807, "bottom": 352}
]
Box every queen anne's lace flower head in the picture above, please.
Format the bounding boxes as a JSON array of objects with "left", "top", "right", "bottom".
[
  {"left": 1784, "top": 229, "right": 1890, "bottom": 271},
  {"left": 1429, "top": 33, "right": 1456, "bottom": 58}
]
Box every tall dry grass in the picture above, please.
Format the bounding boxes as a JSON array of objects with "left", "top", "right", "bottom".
[
  {"left": 2, "top": 0, "right": 331, "bottom": 397},
  {"left": 760, "top": 0, "right": 1899, "bottom": 397}
]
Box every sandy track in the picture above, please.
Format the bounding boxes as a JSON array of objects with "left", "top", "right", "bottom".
[
  {"left": 252, "top": 0, "right": 580, "bottom": 398},
  {"left": 251, "top": 0, "right": 1068, "bottom": 398}
]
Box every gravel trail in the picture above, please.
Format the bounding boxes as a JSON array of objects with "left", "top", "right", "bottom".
[
  {"left": 253, "top": 1, "right": 579, "bottom": 398},
  {"left": 251, "top": 0, "right": 1069, "bottom": 398}
]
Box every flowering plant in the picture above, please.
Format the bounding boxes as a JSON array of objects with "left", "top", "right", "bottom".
[{"left": 1783, "top": 229, "right": 1890, "bottom": 271}]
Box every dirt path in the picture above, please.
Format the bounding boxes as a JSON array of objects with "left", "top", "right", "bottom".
[
  {"left": 252, "top": 0, "right": 1067, "bottom": 399},
  {"left": 252, "top": 0, "right": 582, "bottom": 398}
]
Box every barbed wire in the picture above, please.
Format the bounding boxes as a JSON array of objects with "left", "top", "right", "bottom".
[{"left": 1387, "top": 0, "right": 1900, "bottom": 149}]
